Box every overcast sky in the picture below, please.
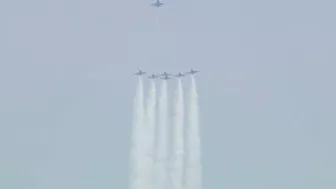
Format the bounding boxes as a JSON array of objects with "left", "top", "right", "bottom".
[{"left": 1, "top": 0, "right": 335, "bottom": 189}]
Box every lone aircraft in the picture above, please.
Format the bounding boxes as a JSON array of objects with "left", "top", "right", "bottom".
[
  {"left": 134, "top": 69, "right": 146, "bottom": 76},
  {"left": 151, "top": 0, "right": 164, "bottom": 7}
]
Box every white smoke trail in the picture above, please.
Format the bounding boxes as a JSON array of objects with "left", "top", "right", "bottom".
[
  {"left": 144, "top": 80, "right": 157, "bottom": 189},
  {"left": 130, "top": 77, "right": 145, "bottom": 189},
  {"left": 154, "top": 80, "right": 169, "bottom": 189},
  {"left": 170, "top": 78, "right": 185, "bottom": 189},
  {"left": 184, "top": 76, "right": 202, "bottom": 189}
]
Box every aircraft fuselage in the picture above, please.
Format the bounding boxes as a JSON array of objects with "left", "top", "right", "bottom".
[{"left": 152, "top": 0, "right": 164, "bottom": 7}]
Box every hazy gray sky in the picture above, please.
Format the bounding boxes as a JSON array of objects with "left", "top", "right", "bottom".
[{"left": 1, "top": 0, "right": 335, "bottom": 188}]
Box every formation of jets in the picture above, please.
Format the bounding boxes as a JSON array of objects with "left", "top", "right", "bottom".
[{"left": 134, "top": 69, "right": 199, "bottom": 80}]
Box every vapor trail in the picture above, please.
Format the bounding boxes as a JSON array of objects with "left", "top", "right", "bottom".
[
  {"left": 170, "top": 79, "right": 185, "bottom": 189},
  {"left": 130, "top": 77, "right": 145, "bottom": 189},
  {"left": 154, "top": 80, "right": 169, "bottom": 189},
  {"left": 185, "top": 76, "right": 202, "bottom": 189},
  {"left": 144, "top": 80, "right": 157, "bottom": 189}
]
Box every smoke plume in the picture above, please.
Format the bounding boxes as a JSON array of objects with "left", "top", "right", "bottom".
[
  {"left": 154, "top": 80, "right": 169, "bottom": 189},
  {"left": 184, "top": 76, "right": 202, "bottom": 189},
  {"left": 170, "top": 78, "right": 185, "bottom": 189},
  {"left": 144, "top": 80, "right": 157, "bottom": 189},
  {"left": 130, "top": 77, "right": 146, "bottom": 189}
]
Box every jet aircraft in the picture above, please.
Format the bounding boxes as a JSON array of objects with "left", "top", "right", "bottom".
[
  {"left": 161, "top": 75, "right": 173, "bottom": 80},
  {"left": 148, "top": 74, "right": 160, "bottom": 79},
  {"left": 186, "top": 69, "right": 199, "bottom": 75},
  {"left": 174, "top": 72, "right": 185, "bottom": 77},
  {"left": 134, "top": 69, "right": 146, "bottom": 76},
  {"left": 151, "top": 0, "right": 164, "bottom": 7},
  {"left": 160, "top": 72, "right": 172, "bottom": 77}
]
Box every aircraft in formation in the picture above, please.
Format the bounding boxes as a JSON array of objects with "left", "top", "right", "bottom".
[
  {"left": 151, "top": 0, "right": 164, "bottom": 7},
  {"left": 134, "top": 69, "right": 146, "bottom": 76},
  {"left": 160, "top": 72, "right": 172, "bottom": 77},
  {"left": 174, "top": 72, "right": 185, "bottom": 77},
  {"left": 161, "top": 75, "right": 173, "bottom": 80},
  {"left": 186, "top": 69, "right": 199, "bottom": 75},
  {"left": 148, "top": 74, "right": 160, "bottom": 79},
  {"left": 134, "top": 69, "right": 199, "bottom": 80}
]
